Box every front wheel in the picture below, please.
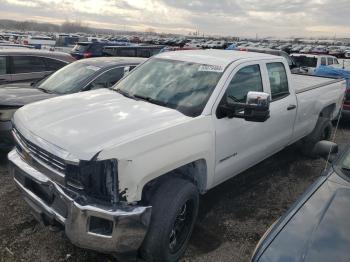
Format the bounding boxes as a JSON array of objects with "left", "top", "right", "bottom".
[{"left": 140, "top": 178, "right": 199, "bottom": 262}]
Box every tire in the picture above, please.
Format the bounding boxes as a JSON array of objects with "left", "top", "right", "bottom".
[
  {"left": 140, "top": 178, "right": 199, "bottom": 262},
  {"left": 301, "top": 117, "right": 333, "bottom": 157}
]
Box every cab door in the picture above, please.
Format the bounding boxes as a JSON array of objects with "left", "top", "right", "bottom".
[{"left": 213, "top": 61, "right": 296, "bottom": 185}]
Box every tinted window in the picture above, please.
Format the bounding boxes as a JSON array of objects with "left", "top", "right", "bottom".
[
  {"left": 12, "top": 56, "right": 46, "bottom": 74},
  {"left": 90, "top": 44, "right": 103, "bottom": 53},
  {"left": 267, "top": 62, "right": 289, "bottom": 100},
  {"left": 0, "top": 56, "right": 6, "bottom": 75},
  {"left": 119, "top": 49, "right": 136, "bottom": 57},
  {"left": 87, "top": 67, "right": 124, "bottom": 90},
  {"left": 137, "top": 49, "right": 151, "bottom": 58},
  {"left": 327, "top": 57, "right": 334, "bottom": 65},
  {"left": 321, "top": 57, "right": 327, "bottom": 66},
  {"left": 293, "top": 56, "right": 317, "bottom": 67},
  {"left": 225, "top": 65, "right": 263, "bottom": 104},
  {"left": 42, "top": 57, "right": 67, "bottom": 71}
]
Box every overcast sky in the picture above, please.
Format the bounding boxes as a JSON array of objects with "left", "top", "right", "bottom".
[{"left": 1, "top": 0, "right": 349, "bottom": 37}]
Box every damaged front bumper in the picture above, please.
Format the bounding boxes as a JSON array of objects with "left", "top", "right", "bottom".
[{"left": 8, "top": 149, "right": 152, "bottom": 254}]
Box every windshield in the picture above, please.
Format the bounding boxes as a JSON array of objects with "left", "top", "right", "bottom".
[
  {"left": 293, "top": 56, "right": 317, "bottom": 68},
  {"left": 38, "top": 62, "right": 101, "bottom": 94},
  {"left": 115, "top": 58, "right": 223, "bottom": 117}
]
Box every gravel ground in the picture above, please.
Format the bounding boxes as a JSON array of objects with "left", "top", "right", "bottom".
[{"left": 0, "top": 121, "right": 349, "bottom": 262}]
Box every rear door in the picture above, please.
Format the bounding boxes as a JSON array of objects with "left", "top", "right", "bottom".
[
  {"left": 10, "top": 56, "right": 50, "bottom": 83},
  {"left": 265, "top": 62, "right": 297, "bottom": 148}
]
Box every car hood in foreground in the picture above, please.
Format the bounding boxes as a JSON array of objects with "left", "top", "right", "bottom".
[
  {"left": 13, "top": 89, "right": 191, "bottom": 160},
  {"left": 0, "top": 86, "right": 57, "bottom": 107},
  {"left": 256, "top": 172, "right": 350, "bottom": 262}
]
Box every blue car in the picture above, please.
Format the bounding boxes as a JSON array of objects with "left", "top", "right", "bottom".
[
  {"left": 252, "top": 141, "right": 350, "bottom": 262},
  {"left": 70, "top": 41, "right": 131, "bottom": 59}
]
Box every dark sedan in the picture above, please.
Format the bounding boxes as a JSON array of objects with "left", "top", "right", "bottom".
[
  {"left": 0, "top": 57, "right": 145, "bottom": 151},
  {"left": 252, "top": 141, "right": 350, "bottom": 262}
]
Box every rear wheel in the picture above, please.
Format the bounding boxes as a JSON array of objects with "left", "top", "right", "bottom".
[
  {"left": 140, "top": 178, "right": 199, "bottom": 262},
  {"left": 301, "top": 117, "right": 333, "bottom": 157}
]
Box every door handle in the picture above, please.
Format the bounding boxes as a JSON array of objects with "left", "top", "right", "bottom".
[{"left": 287, "top": 105, "right": 297, "bottom": 111}]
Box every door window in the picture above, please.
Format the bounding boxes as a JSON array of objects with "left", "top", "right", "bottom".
[
  {"left": 321, "top": 57, "right": 327, "bottom": 66},
  {"left": 267, "top": 62, "right": 289, "bottom": 100},
  {"left": 327, "top": 57, "right": 334, "bottom": 65},
  {"left": 12, "top": 56, "right": 46, "bottom": 74},
  {"left": 87, "top": 67, "right": 124, "bottom": 90},
  {"left": 225, "top": 64, "right": 263, "bottom": 104},
  {"left": 0, "top": 57, "right": 6, "bottom": 75},
  {"left": 42, "top": 58, "right": 67, "bottom": 71}
]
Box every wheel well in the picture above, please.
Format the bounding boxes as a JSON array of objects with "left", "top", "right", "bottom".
[
  {"left": 141, "top": 159, "right": 207, "bottom": 204},
  {"left": 319, "top": 104, "right": 336, "bottom": 119}
]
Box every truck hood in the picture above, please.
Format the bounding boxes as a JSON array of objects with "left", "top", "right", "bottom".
[
  {"left": 0, "top": 86, "right": 57, "bottom": 107},
  {"left": 257, "top": 173, "right": 350, "bottom": 262},
  {"left": 14, "top": 89, "right": 190, "bottom": 160}
]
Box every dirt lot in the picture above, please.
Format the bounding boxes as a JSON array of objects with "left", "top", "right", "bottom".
[{"left": 0, "top": 121, "right": 349, "bottom": 262}]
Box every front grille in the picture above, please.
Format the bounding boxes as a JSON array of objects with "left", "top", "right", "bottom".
[{"left": 14, "top": 128, "right": 66, "bottom": 174}]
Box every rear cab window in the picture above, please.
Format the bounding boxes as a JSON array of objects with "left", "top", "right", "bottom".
[{"left": 266, "top": 62, "right": 289, "bottom": 100}]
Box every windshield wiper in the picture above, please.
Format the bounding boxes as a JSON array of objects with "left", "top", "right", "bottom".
[
  {"left": 113, "top": 88, "right": 137, "bottom": 100},
  {"left": 37, "top": 87, "right": 54, "bottom": 94},
  {"left": 133, "top": 94, "right": 168, "bottom": 107}
]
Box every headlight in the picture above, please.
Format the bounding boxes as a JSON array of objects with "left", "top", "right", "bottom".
[
  {"left": 65, "top": 159, "right": 119, "bottom": 204},
  {"left": 0, "top": 109, "right": 17, "bottom": 121}
]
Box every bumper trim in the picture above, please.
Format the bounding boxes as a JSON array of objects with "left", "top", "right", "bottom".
[{"left": 9, "top": 149, "right": 152, "bottom": 254}]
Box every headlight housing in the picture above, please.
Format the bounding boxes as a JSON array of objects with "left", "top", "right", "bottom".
[
  {"left": 65, "top": 159, "right": 119, "bottom": 205},
  {"left": 0, "top": 109, "right": 17, "bottom": 121}
]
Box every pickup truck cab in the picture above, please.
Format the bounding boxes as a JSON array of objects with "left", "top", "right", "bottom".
[
  {"left": 291, "top": 53, "right": 340, "bottom": 75},
  {"left": 8, "top": 50, "right": 345, "bottom": 261}
]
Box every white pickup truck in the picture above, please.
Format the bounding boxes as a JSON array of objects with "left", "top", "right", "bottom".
[{"left": 8, "top": 50, "right": 345, "bottom": 262}]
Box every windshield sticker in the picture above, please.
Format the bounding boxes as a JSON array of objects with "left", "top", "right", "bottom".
[
  {"left": 198, "top": 65, "right": 224, "bottom": 73},
  {"left": 86, "top": 66, "right": 101, "bottom": 71}
]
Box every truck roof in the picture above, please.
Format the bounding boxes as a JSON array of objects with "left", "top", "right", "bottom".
[{"left": 155, "top": 49, "right": 278, "bottom": 68}]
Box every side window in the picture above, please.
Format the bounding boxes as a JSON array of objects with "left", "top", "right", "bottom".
[
  {"left": 327, "top": 57, "right": 334, "bottom": 65},
  {"left": 12, "top": 56, "right": 46, "bottom": 74},
  {"left": 0, "top": 56, "right": 7, "bottom": 75},
  {"left": 119, "top": 49, "right": 136, "bottom": 57},
  {"left": 225, "top": 64, "right": 263, "bottom": 104},
  {"left": 42, "top": 58, "right": 67, "bottom": 71},
  {"left": 86, "top": 67, "right": 124, "bottom": 90},
  {"left": 267, "top": 62, "right": 289, "bottom": 100},
  {"left": 321, "top": 57, "right": 327, "bottom": 66}
]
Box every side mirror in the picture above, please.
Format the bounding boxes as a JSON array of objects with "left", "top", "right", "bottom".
[
  {"left": 244, "top": 92, "right": 270, "bottom": 122},
  {"left": 218, "top": 91, "right": 270, "bottom": 122},
  {"left": 313, "top": 140, "right": 338, "bottom": 160}
]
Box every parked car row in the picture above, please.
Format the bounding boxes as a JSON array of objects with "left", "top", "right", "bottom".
[
  {"left": 0, "top": 49, "right": 75, "bottom": 85},
  {"left": 0, "top": 57, "right": 144, "bottom": 151},
  {"left": 4, "top": 49, "right": 346, "bottom": 261}
]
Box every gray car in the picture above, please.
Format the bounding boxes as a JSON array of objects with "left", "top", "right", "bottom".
[
  {"left": 252, "top": 141, "right": 350, "bottom": 262},
  {"left": 0, "top": 57, "right": 146, "bottom": 151},
  {"left": 0, "top": 49, "right": 76, "bottom": 85}
]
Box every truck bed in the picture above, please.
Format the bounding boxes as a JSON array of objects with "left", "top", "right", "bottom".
[{"left": 291, "top": 74, "right": 344, "bottom": 94}]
